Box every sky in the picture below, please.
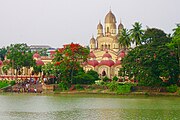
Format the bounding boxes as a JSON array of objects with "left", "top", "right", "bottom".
[{"left": 0, "top": 0, "right": 179, "bottom": 48}]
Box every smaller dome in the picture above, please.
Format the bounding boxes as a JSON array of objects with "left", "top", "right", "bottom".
[
  {"left": 89, "top": 52, "right": 96, "bottom": 58},
  {"left": 118, "top": 23, "right": 124, "bottom": 29},
  {"left": 90, "top": 36, "right": 96, "bottom": 44},
  {"left": 97, "top": 22, "right": 103, "bottom": 29},
  {"left": 33, "top": 52, "right": 40, "bottom": 59},
  {"left": 36, "top": 60, "right": 44, "bottom": 66},
  {"left": 102, "top": 51, "right": 112, "bottom": 58},
  {"left": 114, "top": 59, "right": 121, "bottom": 66},
  {"left": 99, "top": 60, "right": 114, "bottom": 67},
  {"left": 87, "top": 60, "right": 99, "bottom": 67},
  {"left": 0, "top": 60, "right": 3, "bottom": 67},
  {"left": 118, "top": 51, "right": 126, "bottom": 58}
]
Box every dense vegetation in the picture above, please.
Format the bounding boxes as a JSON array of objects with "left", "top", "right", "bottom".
[{"left": 119, "top": 23, "right": 180, "bottom": 87}]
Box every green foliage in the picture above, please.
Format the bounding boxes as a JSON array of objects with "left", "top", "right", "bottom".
[
  {"left": 58, "top": 82, "right": 69, "bottom": 91},
  {"left": 107, "top": 82, "right": 133, "bottom": 94},
  {"left": 52, "top": 43, "right": 90, "bottom": 84},
  {"left": 38, "top": 48, "right": 48, "bottom": 56},
  {"left": 107, "top": 81, "right": 118, "bottom": 91},
  {"left": 166, "top": 85, "right": 178, "bottom": 93},
  {"left": 103, "top": 76, "right": 109, "bottom": 82},
  {"left": 168, "top": 24, "right": 180, "bottom": 71},
  {"left": 0, "top": 81, "right": 9, "bottom": 88},
  {"left": 0, "top": 47, "right": 7, "bottom": 61},
  {"left": 6, "top": 43, "right": 35, "bottom": 75},
  {"left": 86, "top": 70, "right": 100, "bottom": 81},
  {"left": 119, "top": 28, "right": 131, "bottom": 49},
  {"left": 75, "top": 84, "right": 84, "bottom": 90},
  {"left": 116, "top": 84, "right": 132, "bottom": 94},
  {"left": 120, "top": 28, "right": 179, "bottom": 86},
  {"left": 73, "top": 69, "right": 96, "bottom": 84},
  {"left": 113, "top": 76, "right": 119, "bottom": 81},
  {"left": 10, "top": 80, "right": 16, "bottom": 86},
  {"left": 130, "top": 22, "right": 144, "bottom": 46}
]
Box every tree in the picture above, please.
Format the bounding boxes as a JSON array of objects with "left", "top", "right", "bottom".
[
  {"left": 120, "top": 28, "right": 179, "bottom": 86},
  {"left": 52, "top": 43, "right": 89, "bottom": 84},
  {"left": 168, "top": 24, "right": 180, "bottom": 70},
  {"left": 130, "top": 22, "right": 144, "bottom": 46},
  {"left": 119, "top": 28, "right": 131, "bottom": 49},
  {"left": 39, "top": 48, "right": 48, "bottom": 56},
  {"left": 6, "top": 43, "right": 35, "bottom": 76},
  {"left": 0, "top": 47, "right": 7, "bottom": 61},
  {"left": 86, "top": 70, "right": 100, "bottom": 81}
]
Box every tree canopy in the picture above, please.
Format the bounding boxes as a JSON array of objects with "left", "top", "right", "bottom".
[
  {"left": 120, "top": 28, "right": 179, "bottom": 86},
  {"left": 6, "top": 43, "right": 35, "bottom": 75},
  {"left": 43, "top": 43, "right": 90, "bottom": 84}
]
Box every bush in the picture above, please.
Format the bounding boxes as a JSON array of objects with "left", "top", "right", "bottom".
[
  {"left": 107, "top": 81, "right": 118, "bottom": 91},
  {"left": 113, "top": 76, "right": 118, "bottom": 81},
  {"left": 10, "top": 80, "right": 16, "bottom": 86},
  {"left": 0, "top": 81, "right": 9, "bottom": 88},
  {"left": 58, "top": 82, "right": 69, "bottom": 91},
  {"left": 166, "top": 85, "right": 178, "bottom": 93},
  {"left": 73, "top": 72, "right": 96, "bottom": 84},
  {"left": 116, "top": 84, "right": 132, "bottom": 94},
  {"left": 75, "top": 84, "right": 84, "bottom": 91},
  {"left": 107, "top": 82, "right": 133, "bottom": 94},
  {"left": 103, "top": 76, "right": 109, "bottom": 82}
]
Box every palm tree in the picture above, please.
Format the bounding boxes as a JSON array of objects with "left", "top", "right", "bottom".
[
  {"left": 119, "top": 28, "right": 131, "bottom": 50},
  {"left": 130, "top": 22, "right": 144, "bottom": 46}
]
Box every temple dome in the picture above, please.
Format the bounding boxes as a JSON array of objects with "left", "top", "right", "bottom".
[
  {"left": 89, "top": 52, "right": 96, "bottom": 58},
  {"left": 33, "top": 52, "right": 40, "bottom": 59},
  {"left": 87, "top": 60, "right": 99, "bottom": 67},
  {"left": 99, "top": 60, "right": 114, "bottom": 67},
  {"left": 90, "top": 36, "right": 96, "bottom": 44},
  {"left": 105, "top": 10, "right": 116, "bottom": 23},
  {"left": 97, "top": 22, "right": 103, "bottom": 29},
  {"left": 114, "top": 59, "right": 121, "bottom": 66},
  {"left": 118, "top": 51, "right": 126, "bottom": 58},
  {"left": 102, "top": 51, "right": 112, "bottom": 58},
  {"left": 118, "top": 23, "right": 124, "bottom": 29},
  {"left": 36, "top": 60, "right": 44, "bottom": 66}
]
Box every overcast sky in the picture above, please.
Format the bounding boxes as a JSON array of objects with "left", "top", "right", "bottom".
[{"left": 0, "top": 0, "right": 179, "bottom": 48}]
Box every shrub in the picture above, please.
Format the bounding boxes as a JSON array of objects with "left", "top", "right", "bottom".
[
  {"left": 107, "top": 82, "right": 133, "bottom": 94},
  {"left": 10, "top": 80, "right": 16, "bottom": 86},
  {"left": 0, "top": 81, "right": 9, "bottom": 88},
  {"left": 116, "top": 84, "right": 132, "bottom": 94},
  {"left": 107, "top": 81, "right": 118, "bottom": 91},
  {"left": 58, "top": 82, "right": 69, "bottom": 91},
  {"left": 113, "top": 76, "right": 118, "bottom": 81},
  {"left": 73, "top": 72, "right": 96, "bottom": 84},
  {"left": 103, "top": 76, "right": 109, "bottom": 82},
  {"left": 166, "top": 85, "right": 178, "bottom": 93},
  {"left": 75, "top": 84, "right": 84, "bottom": 91}
]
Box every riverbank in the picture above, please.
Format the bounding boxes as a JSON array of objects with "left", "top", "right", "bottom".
[{"left": 53, "top": 89, "right": 180, "bottom": 97}]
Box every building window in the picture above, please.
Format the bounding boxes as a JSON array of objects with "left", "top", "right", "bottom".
[{"left": 108, "top": 45, "right": 110, "bottom": 49}]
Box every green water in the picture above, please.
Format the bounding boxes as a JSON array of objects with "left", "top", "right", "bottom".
[{"left": 0, "top": 94, "right": 180, "bottom": 120}]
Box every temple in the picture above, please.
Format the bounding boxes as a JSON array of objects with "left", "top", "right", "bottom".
[{"left": 83, "top": 10, "right": 127, "bottom": 79}]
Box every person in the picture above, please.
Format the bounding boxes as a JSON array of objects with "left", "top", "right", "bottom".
[{"left": 34, "top": 87, "right": 37, "bottom": 93}]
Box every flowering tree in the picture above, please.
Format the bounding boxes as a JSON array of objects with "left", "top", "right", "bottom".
[{"left": 52, "top": 43, "right": 89, "bottom": 84}]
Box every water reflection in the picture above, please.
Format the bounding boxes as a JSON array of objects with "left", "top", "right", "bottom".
[{"left": 0, "top": 94, "right": 180, "bottom": 120}]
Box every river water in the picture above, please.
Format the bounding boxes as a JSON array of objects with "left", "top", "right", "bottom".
[{"left": 0, "top": 94, "right": 180, "bottom": 120}]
